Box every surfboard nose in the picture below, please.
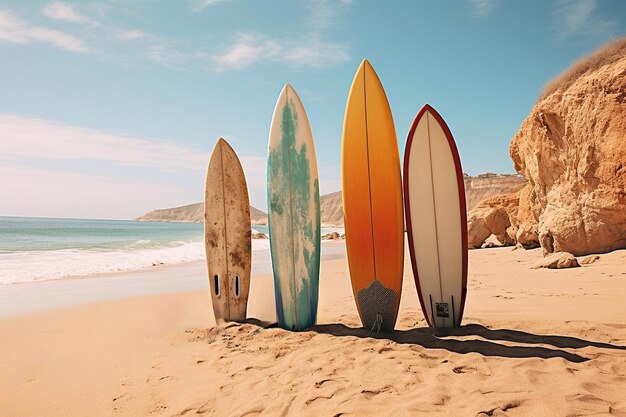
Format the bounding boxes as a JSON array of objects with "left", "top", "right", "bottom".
[
  {"left": 216, "top": 137, "right": 237, "bottom": 155},
  {"left": 281, "top": 83, "right": 295, "bottom": 97},
  {"left": 359, "top": 58, "right": 373, "bottom": 73},
  {"left": 279, "top": 83, "right": 304, "bottom": 105},
  {"left": 213, "top": 137, "right": 229, "bottom": 153}
]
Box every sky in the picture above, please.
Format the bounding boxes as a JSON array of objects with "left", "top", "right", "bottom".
[{"left": 0, "top": 0, "right": 625, "bottom": 219}]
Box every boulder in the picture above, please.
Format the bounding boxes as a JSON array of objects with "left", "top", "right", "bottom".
[
  {"left": 531, "top": 252, "right": 580, "bottom": 269},
  {"left": 467, "top": 193, "right": 519, "bottom": 248},
  {"left": 322, "top": 232, "right": 342, "bottom": 240},
  {"left": 579, "top": 255, "right": 601, "bottom": 265},
  {"left": 511, "top": 243, "right": 525, "bottom": 251}
]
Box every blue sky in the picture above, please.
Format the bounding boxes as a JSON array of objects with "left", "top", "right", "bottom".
[{"left": 0, "top": 0, "right": 625, "bottom": 218}]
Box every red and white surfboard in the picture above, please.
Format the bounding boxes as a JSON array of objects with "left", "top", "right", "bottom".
[{"left": 403, "top": 104, "right": 468, "bottom": 328}]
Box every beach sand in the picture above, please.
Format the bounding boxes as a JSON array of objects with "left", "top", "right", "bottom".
[{"left": 1, "top": 243, "right": 626, "bottom": 416}]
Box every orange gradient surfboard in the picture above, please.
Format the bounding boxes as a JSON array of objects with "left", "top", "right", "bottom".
[{"left": 341, "top": 59, "right": 404, "bottom": 332}]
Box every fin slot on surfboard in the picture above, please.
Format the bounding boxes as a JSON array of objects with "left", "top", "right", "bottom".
[
  {"left": 234, "top": 274, "right": 240, "bottom": 298},
  {"left": 214, "top": 275, "right": 220, "bottom": 296}
]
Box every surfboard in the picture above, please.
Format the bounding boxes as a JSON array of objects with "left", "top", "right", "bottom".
[
  {"left": 341, "top": 59, "right": 404, "bottom": 332},
  {"left": 204, "top": 138, "right": 252, "bottom": 323},
  {"left": 404, "top": 104, "right": 468, "bottom": 328},
  {"left": 267, "top": 83, "right": 321, "bottom": 331}
]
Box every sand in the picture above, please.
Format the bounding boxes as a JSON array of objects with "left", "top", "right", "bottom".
[{"left": 1, "top": 244, "right": 626, "bottom": 416}]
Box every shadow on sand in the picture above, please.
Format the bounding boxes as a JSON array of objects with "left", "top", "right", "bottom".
[{"left": 306, "top": 323, "right": 626, "bottom": 363}]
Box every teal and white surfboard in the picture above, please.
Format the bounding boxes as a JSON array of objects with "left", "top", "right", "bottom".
[{"left": 267, "top": 84, "right": 321, "bottom": 331}]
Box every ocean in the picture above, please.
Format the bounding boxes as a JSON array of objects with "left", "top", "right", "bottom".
[
  {"left": 0, "top": 217, "right": 342, "bottom": 285},
  {"left": 0, "top": 217, "right": 272, "bottom": 285}
]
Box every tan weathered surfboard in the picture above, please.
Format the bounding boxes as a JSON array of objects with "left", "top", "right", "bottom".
[{"left": 204, "top": 138, "right": 252, "bottom": 323}]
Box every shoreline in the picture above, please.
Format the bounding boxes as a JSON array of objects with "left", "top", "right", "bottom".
[{"left": 0, "top": 241, "right": 346, "bottom": 318}]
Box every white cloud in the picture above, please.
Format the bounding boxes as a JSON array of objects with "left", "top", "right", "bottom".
[
  {"left": 213, "top": 32, "right": 349, "bottom": 71},
  {"left": 308, "top": 0, "right": 353, "bottom": 30},
  {"left": 14, "top": 1, "right": 351, "bottom": 72},
  {"left": 42, "top": 2, "right": 93, "bottom": 25},
  {"left": 0, "top": 10, "right": 88, "bottom": 52},
  {"left": 283, "top": 37, "right": 350, "bottom": 67},
  {"left": 554, "top": 0, "right": 616, "bottom": 39},
  {"left": 0, "top": 114, "right": 270, "bottom": 216},
  {"left": 468, "top": 0, "right": 496, "bottom": 18},
  {"left": 42, "top": 2, "right": 147, "bottom": 44},
  {"left": 189, "top": 0, "right": 227, "bottom": 12},
  {"left": 0, "top": 114, "right": 206, "bottom": 171},
  {"left": 144, "top": 43, "right": 188, "bottom": 68},
  {"left": 0, "top": 163, "right": 194, "bottom": 219},
  {"left": 117, "top": 29, "right": 145, "bottom": 41},
  {"left": 208, "top": 0, "right": 352, "bottom": 71},
  {"left": 213, "top": 33, "right": 280, "bottom": 70}
]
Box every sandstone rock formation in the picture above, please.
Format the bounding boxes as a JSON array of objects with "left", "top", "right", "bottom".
[
  {"left": 319, "top": 175, "right": 525, "bottom": 227},
  {"left": 463, "top": 173, "right": 526, "bottom": 210},
  {"left": 509, "top": 37, "right": 626, "bottom": 256},
  {"left": 467, "top": 193, "right": 519, "bottom": 248},
  {"left": 579, "top": 255, "right": 600, "bottom": 265},
  {"left": 531, "top": 252, "right": 580, "bottom": 269}
]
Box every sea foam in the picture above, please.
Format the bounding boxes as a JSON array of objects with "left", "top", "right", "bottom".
[{"left": 0, "top": 240, "right": 271, "bottom": 285}]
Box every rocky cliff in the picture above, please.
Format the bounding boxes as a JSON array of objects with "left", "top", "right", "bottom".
[
  {"left": 463, "top": 39, "right": 626, "bottom": 253},
  {"left": 463, "top": 173, "right": 526, "bottom": 210},
  {"left": 509, "top": 37, "right": 626, "bottom": 256},
  {"left": 318, "top": 174, "right": 525, "bottom": 227}
]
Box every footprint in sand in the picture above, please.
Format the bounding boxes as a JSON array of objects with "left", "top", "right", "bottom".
[
  {"left": 178, "top": 400, "right": 215, "bottom": 416},
  {"left": 476, "top": 401, "right": 522, "bottom": 416},
  {"left": 305, "top": 393, "right": 335, "bottom": 405},
  {"left": 419, "top": 352, "right": 440, "bottom": 360},
  {"left": 112, "top": 392, "right": 133, "bottom": 414},
  {"left": 145, "top": 375, "right": 176, "bottom": 387},
  {"left": 361, "top": 385, "right": 391, "bottom": 400},
  {"left": 452, "top": 365, "right": 477, "bottom": 374},
  {"left": 315, "top": 378, "right": 335, "bottom": 388},
  {"left": 494, "top": 295, "right": 514, "bottom": 300},
  {"left": 568, "top": 392, "right": 611, "bottom": 406}
]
